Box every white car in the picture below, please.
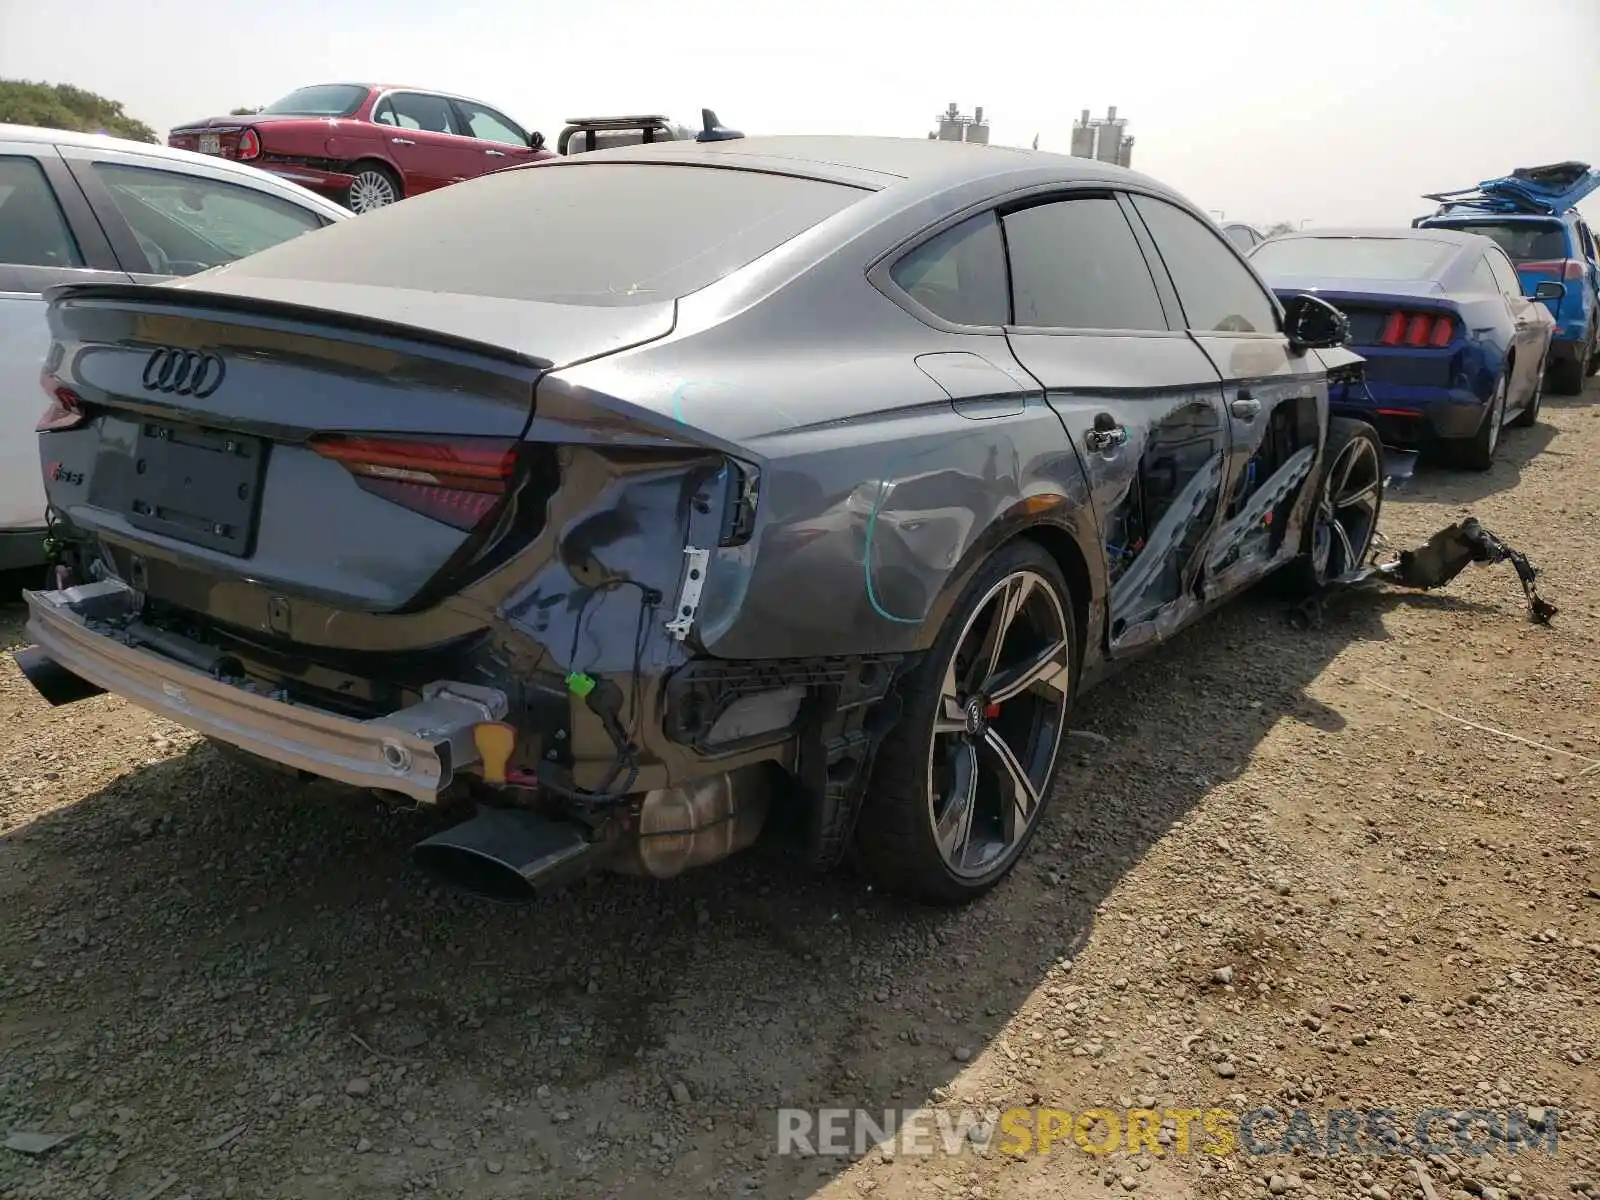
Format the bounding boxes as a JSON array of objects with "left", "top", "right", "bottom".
[{"left": 0, "top": 125, "right": 349, "bottom": 573}]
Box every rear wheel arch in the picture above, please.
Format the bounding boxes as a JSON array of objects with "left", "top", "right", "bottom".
[{"left": 908, "top": 510, "right": 1098, "bottom": 664}]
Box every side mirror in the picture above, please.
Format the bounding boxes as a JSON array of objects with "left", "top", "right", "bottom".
[
  {"left": 1530, "top": 280, "right": 1566, "bottom": 301},
  {"left": 528, "top": 130, "right": 545, "bottom": 151},
  {"left": 1281, "top": 293, "right": 1350, "bottom": 351}
]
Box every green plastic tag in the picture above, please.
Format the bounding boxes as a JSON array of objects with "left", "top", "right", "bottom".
[{"left": 565, "top": 671, "right": 596, "bottom": 698}]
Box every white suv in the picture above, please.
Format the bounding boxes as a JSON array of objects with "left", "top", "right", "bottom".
[{"left": 0, "top": 125, "right": 349, "bottom": 573}]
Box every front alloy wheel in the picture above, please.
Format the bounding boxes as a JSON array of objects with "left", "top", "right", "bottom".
[
  {"left": 858, "top": 542, "right": 1076, "bottom": 904},
  {"left": 1309, "top": 420, "right": 1383, "bottom": 584}
]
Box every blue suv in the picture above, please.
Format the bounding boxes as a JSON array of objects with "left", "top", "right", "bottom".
[{"left": 1415, "top": 162, "right": 1600, "bottom": 394}]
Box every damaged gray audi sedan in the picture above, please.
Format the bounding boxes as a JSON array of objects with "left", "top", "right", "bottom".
[{"left": 16, "top": 135, "right": 1380, "bottom": 905}]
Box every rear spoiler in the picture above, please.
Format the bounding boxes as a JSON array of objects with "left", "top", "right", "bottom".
[
  {"left": 1415, "top": 160, "right": 1599, "bottom": 222},
  {"left": 556, "top": 108, "right": 744, "bottom": 156}
]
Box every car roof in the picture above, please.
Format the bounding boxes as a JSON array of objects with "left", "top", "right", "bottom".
[
  {"left": 1270, "top": 226, "right": 1496, "bottom": 250},
  {"left": 545, "top": 134, "right": 1180, "bottom": 195},
  {"left": 276, "top": 82, "right": 506, "bottom": 109},
  {"left": 1423, "top": 210, "right": 1573, "bottom": 225},
  {"left": 0, "top": 123, "right": 351, "bottom": 218}
]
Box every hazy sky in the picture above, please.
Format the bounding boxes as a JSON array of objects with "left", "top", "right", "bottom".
[{"left": 3, "top": 0, "right": 1597, "bottom": 228}]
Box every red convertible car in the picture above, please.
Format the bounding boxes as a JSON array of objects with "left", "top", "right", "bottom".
[{"left": 168, "top": 83, "right": 555, "bottom": 213}]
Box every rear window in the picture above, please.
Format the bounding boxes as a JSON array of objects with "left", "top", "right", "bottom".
[
  {"left": 223, "top": 163, "right": 867, "bottom": 306},
  {"left": 1425, "top": 220, "right": 1568, "bottom": 263},
  {"left": 260, "top": 85, "right": 369, "bottom": 118},
  {"left": 1249, "top": 236, "right": 1457, "bottom": 281}
]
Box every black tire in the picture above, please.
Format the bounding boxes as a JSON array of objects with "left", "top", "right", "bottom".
[
  {"left": 344, "top": 162, "right": 402, "bottom": 213},
  {"left": 1587, "top": 321, "right": 1600, "bottom": 377},
  {"left": 1282, "top": 416, "right": 1384, "bottom": 595},
  {"left": 856, "top": 539, "right": 1077, "bottom": 905},
  {"left": 1548, "top": 345, "right": 1587, "bottom": 395},
  {"left": 1510, "top": 353, "right": 1546, "bottom": 428},
  {"left": 1449, "top": 371, "right": 1507, "bottom": 470}
]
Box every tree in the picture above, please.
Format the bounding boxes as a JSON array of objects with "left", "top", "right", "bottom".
[
  {"left": 229, "top": 106, "right": 260, "bottom": 116},
  {"left": 0, "top": 78, "right": 157, "bottom": 142},
  {"left": 1263, "top": 221, "right": 1298, "bottom": 237}
]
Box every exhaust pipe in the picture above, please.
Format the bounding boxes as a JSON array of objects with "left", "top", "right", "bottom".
[
  {"left": 411, "top": 807, "right": 612, "bottom": 902},
  {"left": 12, "top": 647, "right": 106, "bottom": 707},
  {"left": 411, "top": 766, "right": 774, "bottom": 900}
]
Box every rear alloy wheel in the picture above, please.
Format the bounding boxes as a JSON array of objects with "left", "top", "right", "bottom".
[
  {"left": 1305, "top": 417, "right": 1383, "bottom": 586},
  {"left": 346, "top": 164, "right": 400, "bottom": 214},
  {"left": 1510, "top": 353, "right": 1546, "bottom": 428},
  {"left": 1549, "top": 341, "right": 1587, "bottom": 395},
  {"left": 1452, "top": 371, "right": 1506, "bottom": 471},
  {"left": 857, "top": 541, "right": 1075, "bottom": 905}
]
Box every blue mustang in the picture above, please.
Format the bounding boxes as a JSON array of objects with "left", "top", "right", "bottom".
[{"left": 1250, "top": 228, "right": 1562, "bottom": 470}]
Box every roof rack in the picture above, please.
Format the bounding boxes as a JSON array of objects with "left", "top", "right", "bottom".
[{"left": 557, "top": 114, "right": 674, "bottom": 156}]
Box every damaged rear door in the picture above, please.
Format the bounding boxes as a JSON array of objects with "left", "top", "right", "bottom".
[
  {"left": 999, "top": 190, "right": 1233, "bottom": 655},
  {"left": 1124, "top": 192, "right": 1326, "bottom": 598}
]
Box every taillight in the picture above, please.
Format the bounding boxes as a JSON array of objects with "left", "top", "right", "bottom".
[
  {"left": 1375, "top": 311, "right": 1455, "bottom": 348},
  {"left": 37, "top": 370, "right": 88, "bottom": 432},
  {"left": 308, "top": 434, "right": 518, "bottom": 531},
  {"left": 237, "top": 128, "right": 261, "bottom": 160},
  {"left": 1518, "top": 258, "right": 1584, "bottom": 280}
]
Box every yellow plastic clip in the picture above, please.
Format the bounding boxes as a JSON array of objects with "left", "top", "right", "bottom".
[{"left": 473, "top": 722, "right": 518, "bottom": 785}]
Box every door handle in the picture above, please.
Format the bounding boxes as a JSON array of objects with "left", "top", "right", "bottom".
[
  {"left": 1084, "top": 413, "right": 1129, "bottom": 453},
  {"left": 391, "top": 137, "right": 416, "bottom": 145},
  {"left": 1230, "top": 394, "right": 1262, "bottom": 420},
  {"left": 485, "top": 149, "right": 507, "bottom": 157}
]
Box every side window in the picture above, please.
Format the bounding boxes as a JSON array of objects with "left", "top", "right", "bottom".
[
  {"left": 888, "top": 211, "right": 1009, "bottom": 326},
  {"left": 454, "top": 101, "right": 526, "bottom": 147},
  {"left": 92, "top": 162, "right": 327, "bottom": 275},
  {"left": 0, "top": 155, "right": 83, "bottom": 268},
  {"left": 1000, "top": 196, "right": 1167, "bottom": 330},
  {"left": 1131, "top": 194, "right": 1278, "bottom": 334},
  {"left": 1471, "top": 257, "right": 1501, "bottom": 294},
  {"left": 372, "top": 99, "right": 398, "bottom": 127},
  {"left": 386, "top": 92, "right": 458, "bottom": 135},
  {"left": 1487, "top": 250, "right": 1522, "bottom": 297}
]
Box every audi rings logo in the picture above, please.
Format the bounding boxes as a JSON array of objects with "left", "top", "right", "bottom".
[{"left": 141, "top": 348, "right": 225, "bottom": 398}]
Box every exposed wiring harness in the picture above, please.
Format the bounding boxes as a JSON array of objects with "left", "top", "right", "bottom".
[{"left": 519, "top": 578, "right": 661, "bottom": 806}]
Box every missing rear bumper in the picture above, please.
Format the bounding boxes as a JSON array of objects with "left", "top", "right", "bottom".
[{"left": 18, "top": 579, "right": 508, "bottom": 802}]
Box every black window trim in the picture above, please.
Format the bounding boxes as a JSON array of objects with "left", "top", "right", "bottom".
[
  {"left": 1485, "top": 245, "right": 1524, "bottom": 299},
  {"left": 448, "top": 98, "right": 529, "bottom": 147},
  {"left": 380, "top": 89, "right": 465, "bottom": 137},
  {"left": 1123, "top": 191, "right": 1286, "bottom": 339},
  {"left": 867, "top": 181, "right": 1197, "bottom": 338},
  {"left": 62, "top": 154, "right": 334, "bottom": 278},
  {"left": 1000, "top": 189, "right": 1179, "bottom": 336},
  {"left": 0, "top": 144, "right": 121, "bottom": 278}
]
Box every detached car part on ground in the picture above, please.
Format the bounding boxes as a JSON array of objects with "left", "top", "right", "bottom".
[
  {"left": 20, "top": 136, "right": 1402, "bottom": 907},
  {"left": 1414, "top": 161, "right": 1600, "bottom": 396},
  {"left": 1249, "top": 227, "right": 1561, "bottom": 470}
]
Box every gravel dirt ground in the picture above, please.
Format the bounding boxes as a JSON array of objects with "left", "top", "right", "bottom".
[{"left": 0, "top": 380, "right": 1596, "bottom": 1200}]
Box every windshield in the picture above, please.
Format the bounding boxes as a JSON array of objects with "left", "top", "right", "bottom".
[
  {"left": 224, "top": 162, "right": 868, "bottom": 307},
  {"left": 1426, "top": 221, "right": 1568, "bottom": 263},
  {"left": 1250, "top": 236, "right": 1457, "bottom": 281},
  {"left": 260, "top": 85, "right": 369, "bottom": 118}
]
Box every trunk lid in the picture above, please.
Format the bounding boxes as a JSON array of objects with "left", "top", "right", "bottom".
[
  {"left": 40, "top": 282, "right": 682, "bottom": 615},
  {"left": 167, "top": 115, "right": 304, "bottom": 159}
]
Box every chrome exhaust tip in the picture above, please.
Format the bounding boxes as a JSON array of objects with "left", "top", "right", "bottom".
[{"left": 411, "top": 807, "right": 611, "bottom": 902}]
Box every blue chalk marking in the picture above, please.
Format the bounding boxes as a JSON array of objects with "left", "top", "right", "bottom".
[{"left": 863, "top": 480, "right": 924, "bottom": 625}]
